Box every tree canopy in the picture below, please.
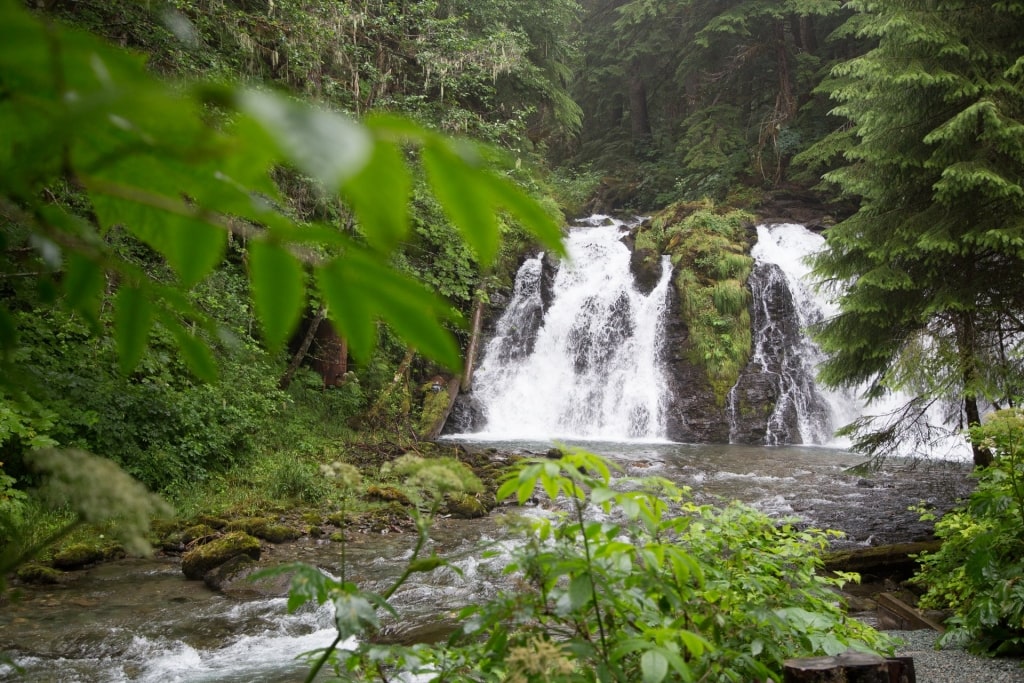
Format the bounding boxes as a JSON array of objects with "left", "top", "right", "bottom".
[{"left": 805, "top": 0, "right": 1024, "bottom": 464}]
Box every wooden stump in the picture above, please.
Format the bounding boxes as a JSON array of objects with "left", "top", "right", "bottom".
[{"left": 783, "top": 652, "right": 915, "bottom": 683}]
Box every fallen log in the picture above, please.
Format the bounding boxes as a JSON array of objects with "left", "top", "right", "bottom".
[{"left": 823, "top": 541, "right": 941, "bottom": 576}]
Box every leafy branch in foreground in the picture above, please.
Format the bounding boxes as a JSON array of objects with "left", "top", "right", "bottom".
[
  {"left": 281, "top": 450, "right": 892, "bottom": 682},
  {"left": 0, "top": 0, "right": 565, "bottom": 383}
]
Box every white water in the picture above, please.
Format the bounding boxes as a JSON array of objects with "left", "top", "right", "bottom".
[
  {"left": 464, "top": 217, "right": 672, "bottom": 441},
  {"left": 750, "top": 223, "right": 971, "bottom": 458}
]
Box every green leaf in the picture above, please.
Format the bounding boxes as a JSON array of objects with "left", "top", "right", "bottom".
[
  {"left": 247, "top": 240, "right": 305, "bottom": 352},
  {"left": 568, "top": 573, "right": 592, "bottom": 610},
  {"left": 317, "top": 249, "right": 462, "bottom": 370},
  {"left": 113, "top": 285, "right": 153, "bottom": 375},
  {"left": 316, "top": 257, "right": 376, "bottom": 363},
  {"left": 640, "top": 649, "right": 669, "bottom": 683},
  {"left": 477, "top": 171, "right": 566, "bottom": 256},
  {"left": 237, "top": 89, "right": 372, "bottom": 190},
  {"left": 343, "top": 139, "right": 410, "bottom": 252},
  {"left": 89, "top": 188, "right": 226, "bottom": 288},
  {"left": 422, "top": 140, "right": 498, "bottom": 264},
  {"left": 332, "top": 592, "right": 380, "bottom": 639}
]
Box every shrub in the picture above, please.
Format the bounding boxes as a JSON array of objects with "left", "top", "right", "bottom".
[
  {"left": 280, "top": 450, "right": 890, "bottom": 682},
  {"left": 912, "top": 408, "right": 1024, "bottom": 655}
]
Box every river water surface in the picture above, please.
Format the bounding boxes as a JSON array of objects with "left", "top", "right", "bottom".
[{"left": 0, "top": 440, "right": 973, "bottom": 682}]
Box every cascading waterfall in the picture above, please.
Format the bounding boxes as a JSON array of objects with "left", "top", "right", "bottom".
[
  {"left": 466, "top": 217, "right": 672, "bottom": 441},
  {"left": 743, "top": 223, "right": 971, "bottom": 457},
  {"left": 734, "top": 223, "right": 853, "bottom": 445}
]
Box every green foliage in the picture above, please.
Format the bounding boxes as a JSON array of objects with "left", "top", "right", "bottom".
[
  {"left": 281, "top": 450, "right": 890, "bottom": 682},
  {"left": 913, "top": 409, "right": 1024, "bottom": 655},
  {"left": 807, "top": 0, "right": 1024, "bottom": 461},
  {"left": 0, "top": 0, "right": 564, "bottom": 381}
]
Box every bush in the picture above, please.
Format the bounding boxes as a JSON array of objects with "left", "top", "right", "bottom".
[
  {"left": 912, "top": 408, "right": 1024, "bottom": 655},
  {"left": 283, "top": 450, "right": 890, "bottom": 682}
]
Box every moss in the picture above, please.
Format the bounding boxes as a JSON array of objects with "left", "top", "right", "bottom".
[
  {"left": 444, "top": 492, "right": 488, "bottom": 519},
  {"left": 329, "top": 531, "right": 346, "bottom": 543},
  {"left": 16, "top": 563, "right": 64, "bottom": 585},
  {"left": 301, "top": 512, "right": 323, "bottom": 525},
  {"left": 258, "top": 524, "right": 300, "bottom": 543},
  {"left": 656, "top": 204, "right": 756, "bottom": 403},
  {"left": 181, "top": 531, "right": 261, "bottom": 580},
  {"left": 365, "top": 485, "right": 410, "bottom": 505},
  {"left": 225, "top": 517, "right": 299, "bottom": 543},
  {"left": 52, "top": 541, "right": 123, "bottom": 569},
  {"left": 415, "top": 379, "right": 452, "bottom": 440}
]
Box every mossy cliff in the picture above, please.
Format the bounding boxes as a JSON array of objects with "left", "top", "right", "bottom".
[{"left": 630, "top": 202, "right": 756, "bottom": 442}]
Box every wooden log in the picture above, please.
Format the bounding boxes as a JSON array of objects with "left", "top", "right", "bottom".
[
  {"left": 876, "top": 592, "right": 946, "bottom": 632},
  {"left": 823, "top": 541, "right": 941, "bottom": 575},
  {"left": 783, "top": 652, "right": 915, "bottom": 683},
  {"left": 460, "top": 297, "right": 485, "bottom": 393}
]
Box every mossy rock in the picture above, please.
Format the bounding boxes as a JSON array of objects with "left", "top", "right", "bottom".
[
  {"left": 444, "top": 492, "right": 488, "bottom": 519},
  {"left": 326, "top": 511, "right": 347, "bottom": 527},
  {"left": 195, "top": 515, "right": 228, "bottom": 530},
  {"left": 329, "top": 531, "right": 346, "bottom": 543},
  {"left": 258, "top": 524, "right": 300, "bottom": 543},
  {"left": 308, "top": 525, "right": 324, "bottom": 539},
  {"left": 365, "top": 485, "right": 410, "bottom": 505},
  {"left": 52, "top": 542, "right": 123, "bottom": 570},
  {"left": 162, "top": 523, "right": 218, "bottom": 552},
  {"left": 225, "top": 517, "right": 274, "bottom": 536},
  {"left": 16, "top": 563, "right": 65, "bottom": 585},
  {"left": 181, "top": 531, "right": 261, "bottom": 580},
  {"left": 301, "top": 512, "right": 323, "bottom": 525}
]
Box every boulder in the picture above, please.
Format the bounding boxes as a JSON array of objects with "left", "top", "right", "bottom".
[{"left": 181, "top": 531, "right": 261, "bottom": 580}]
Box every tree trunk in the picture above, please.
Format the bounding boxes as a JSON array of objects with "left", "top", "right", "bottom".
[
  {"left": 461, "top": 297, "right": 485, "bottom": 392},
  {"left": 958, "top": 313, "right": 992, "bottom": 467},
  {"left": 312, "top": 322, "right": 348, "bottom": 388},
  {"left": 783, "top": 653, "right": 915, "bottom": 683},
  {"left": 278, "top": 305, "right": 327, "bottom": 390},
  {"left": 628, "top": 60, "right": 652, "bottom": 152}
]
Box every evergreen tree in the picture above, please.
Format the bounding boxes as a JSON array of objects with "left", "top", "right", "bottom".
[{"left": 810, "top": 0, "right": 1024, "bottom": 465}]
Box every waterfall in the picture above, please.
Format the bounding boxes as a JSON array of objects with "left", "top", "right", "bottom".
[
  {"left": 743, "top": 223, "right": 971, "bottom": 457},
  {"left": 734, "top": 224, "right": 852, "bottom": 445},
  {"left": 463, "top": 217, "right": 672, "bottom": 441}
]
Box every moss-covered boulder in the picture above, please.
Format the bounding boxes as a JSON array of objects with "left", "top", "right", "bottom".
[
  {"left": 181, "top": 531, "right": 261, "bottom": 580},
  {"left": 16, "top": 563, "right": 65, "bottom": 585},
  {"left": 225, "top": 517, "right": 299, "bottom": 543},
  {"left": 445, "top": 492, "right": 488, "bottom": 519},
  {"left": 52, "top": 542, "right": 123, "bottom": 570}
]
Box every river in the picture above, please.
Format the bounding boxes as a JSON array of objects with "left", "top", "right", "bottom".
[{"left": 0, "top": 439, "right": 972, "bottom": 682}]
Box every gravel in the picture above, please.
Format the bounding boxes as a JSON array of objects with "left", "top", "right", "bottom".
[{"left": 887, "top": 630, "right": 1024, "bottom": 682}]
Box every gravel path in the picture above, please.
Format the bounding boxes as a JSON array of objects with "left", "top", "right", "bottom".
[{"left": 888, "top": 630, "right": 1024, "bottom": 682}]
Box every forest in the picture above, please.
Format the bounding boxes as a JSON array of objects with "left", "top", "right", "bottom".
[{"left": 2, "top": 0, "right": 1024, "bottom": 680}]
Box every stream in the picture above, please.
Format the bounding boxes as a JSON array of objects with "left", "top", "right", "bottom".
[{"left": 0, "top": 440, "right": 973, "bottom": 683}]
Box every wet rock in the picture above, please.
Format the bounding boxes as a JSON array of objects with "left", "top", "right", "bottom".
[
  {"left": 629, "top": 247, "right": 663, "bottom": 295},
  {"left": 203, "top": 554, "right": 257, "bottom": 592},
  {"left": 661, "top": 286, "right": 731, "bottom": 443},
  {"left": 181, "top": 531, "right": 261, "bottom": 580}
]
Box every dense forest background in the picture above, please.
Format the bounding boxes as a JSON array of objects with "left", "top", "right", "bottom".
[{"left": 3, "top": 0, "right": 1024, "bottom": 555}]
